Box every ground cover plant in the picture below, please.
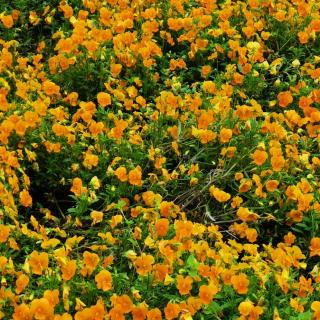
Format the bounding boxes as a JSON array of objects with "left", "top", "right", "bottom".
[{"left": 0, "top": 0, "right": 320, "bottom": 319}]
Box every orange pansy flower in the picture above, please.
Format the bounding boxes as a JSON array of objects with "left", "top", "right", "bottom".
[
  {"left": 61, "top": 259, "right": 77, "bottom": 281},
  {"left": 252, "top": 150, "right": 268, "bottom": 166},
  {"left": 97, "top": 92, "right": 112, "bottom": 107},
  {"left": 199, "top": 284, "right": 218, "bottom": 305},
  {"left": 30, "top": 298, "right": 54, "bottom": 320},
  {"left": 114, "top": 166, "right": 128, "bottom": 182},
  {"left": 209, "top": 186, "right": 231, "bottom": 202},
  {"left": 155, "top": 219, "right": 169, "bottom": 237},
  {"left": 278, "top": 91, "right": 293, "bottom": 108},
  {"left": 82, "top": 251, "right": 99, "bottom": 276},
  {"left": 15, "top": 274, "right": 29, "bottom": 294},
  {"left": 310, "top": 238, "right": 320, "bottom": 257},
  {"left": 176, "top": 275, "right": 193, "bottom": 295},
  {"left": 134, "top": 253, "right": 154, "bottom": 276},
  {"left": 43, "top": 289, "right": 59, "bottom": 308},
  {"left": 128, "top": 166, "right": 142, "bottom": 186},
  {"left": 12, "top": 303, "right": 32, "bottom": 320},
  {"left": 219, "top": 128, "right": 233, "bottom": 143},
  {"left": 19, "top": 190, "right": 32, "bottom": 207},
  {"left": 164, "top": 303, "right": 180, "bottom": 320},
  {"left": 0, "top": 224, "right": 10, "bottom": 243},
  {"left": 95, "top": 269, "right": 112, "bottom": 291},
  {"left": 29, "top": 251, "right": 49, "bottom": 275},
  {"left": 231, "top": 273, "right": 249, "bottom": 294}
]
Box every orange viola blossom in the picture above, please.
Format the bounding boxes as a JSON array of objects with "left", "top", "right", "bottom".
[
  {"left": 219, "top": 128, "right": 233, "bottom": 143},
  {"left": 155, "top": 218, "right": 169, "bottom": 237},
  {"left": 128, "top": 166, "right": 143, "bottom": 186},
  {"left": 252, "top": 149, "right": 268, "bottom": 166},
  {"left": 1, "top": 15, "right": 14, "bottom": 28},
  {"left": 28, "top": 251, "right": 49, "bottom": 275},
  {"left": 111, "top": 294, "right": 133, "bottom": 314},
  {"left": 147, "top": 308, "right": 162, "bottom": 320},
  {"left": 265, "top": 180, "right": 279, "bottom": 192},
  {"left": 134, "top": 253, "right": 154, "bottom": 276},
  {"left": 199, "top": 283, "right": 219, "bottom": 305},
  {"left": 97, "top": 92, "right": 111, "bottom": 107},
  {"left": 60, "top": 259, "right": 77, "bottom": 281},
  {"left": 278, "top": 91, "right": 293, "bottom": 108},
  {"left": 309, "top": 237, "right": 320, "bottom": 257},
  {"left": 0, "top": 224, "right": 10, "bottom": 243},
  {"left": 238, "top": 301, "right": 263, "bottom": 319},
  {"left": 15, "top": 274, "right": 29, "bottom": 294},
  {"left": 30, "top": 298, "right": 54, "bottom": 320},
  {"left": 164, "top": 302, "right": 180, "bottom": 320},
  {"left": 95, "top": 269, "right": 112, "bottom": 291},
  {"left": 231, "top": 273, "right": 249, "bottom": 294},
  {"left": 19, "top": 189, "right": 32, "bottom": 207},
  {"left": 12, "top": 303, "right": 32, "bottom": 320},
  {"left": 142, "top": 191, "right": 162, "bottom": 207},
  {"left": 284, "top": 232, "right": 296, "bottom": 246},
  {"left": 81, "top": 251, "right": 99, "bottom": 276},
  {"left": 114, "top": 166, "right": 128, "bottom": 182},
  {"left": 176, "top": 275, "right": 193, "bottom": 295},
  {"left": 237, "top": 207, "right": 259, "bottom": 222},
  {"left": 70, "top": 177, "right": 87, "bottom": 197},
  {"left": 44, "top": 289, "right": 59, "bottom": 308},
  {"left": 90, "top": 210, "right": 103, "bottom": 225},
  {"left": 311, "top": 301, "right": 320, "bottom": 320},
  {"left": 209, "top": 186, "right": 231, "bottom": 202}
]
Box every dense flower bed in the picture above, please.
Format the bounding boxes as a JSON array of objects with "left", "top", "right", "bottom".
[{"left": 0, "top": 0, "right": 320, "bottom": 319}]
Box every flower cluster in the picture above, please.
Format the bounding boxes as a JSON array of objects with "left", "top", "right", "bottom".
[{"left": 0, "top": 0, "right": 320, "bottom": 319}]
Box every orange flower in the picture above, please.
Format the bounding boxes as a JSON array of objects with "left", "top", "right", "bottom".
[
  {"left": 209, "top": 186, "right": 231, "bottom": 202},
  {"left": 109, "top": 306, "right": 125, "bottom": 320},
  {"left": 61, "top": 259, "right": 77, "bottom": 281},
  {"left": 284, "top": 232, "right": 296, "bottom": 246},
  {"left": 176, "top": 275, "right": 193, "bottom": 295},
  {"left": 231, "top": 273, "right": 249, "bottom": 294},
  {"left": 1, "top": 15, "right": 14, "bottom": 28},
  {"left": 310, "top": 237, "right": 320, "bottom": 257},
  {"left": 15, "top": 274, "right": 29, "bottom": 294},
  {"left": 90, "top": 210, "right": 104, "bottom": 225},
  {"left": 265, "top": 180, "right": 279, "bottom": 192},
  {"left": 114, "top": 166, "right": 128, "bottom": 182},
  {"left": 128, "top": 166, "right": 142, "bottom": 187},
  {"left": 97, "top": 92, "right": 111, "bottom": 107},
  {"left": 110, "top": 63, "right": 122, "bottom": 77},
  {"left": 30, "top": 298, "right": 54, "bottom": 320},
  {"left": 42, "top": 80, "right": 60, "bottom": 96},
  {"left": 238, "top": 301, "right": 254, "bottom": 316},
  {"left": 245, "top": 228, "right": 258, "bottom": 243},
  {"left": 271, "top": 155, "right": 285, "bottom": 172},
  {"left": 132, "top": 304, "right": 148, "bottom": 320},
  {"left": 134, "top": 253, "right": 154, "bottom": 276},
  {"left": 29, "top": 251, "right": 49, "bottom": 275},
  {"left": 44, "top": 289, "right": 59, "bottom": 308},
  {"left": 70, "top": 177, "right": 87, "bottom": 197},
  {"left": 278, "top": 91, "right": 293, "bottom": 108},
  {"left": 82, "top": 251, "right": 99, "bottom": 276},
  {"left": 112, "top": 294, "right": 133, "bottom": 314},
  {"left": 311, "top": 301, "right": 320, "bottom": 319},
  {"left": 95, "top": 269, "right": 112, "bottom": 291},
  {"left": 19, "top": 189, "right": 32, "bottom": 207},
  {"left": 13, "top": 303, "right": 32, "bottom": 320},
  {"left": 252, "top": 150, "right": 268, "bottom": 166},
  {"left": 219, "top": 128, "right": 233, "bottom": 143},
  {"left": 147, "top": 308, "right": 162, "bottom": 320},
  {"left": 199, "top": 284, "right": 218, "bottom": 305},
  {"left": 155, "top": 219, "right": 169, "bottom": 237},
  {"left": 164, "top": 302, "right": 180, "bottom": 320},
  {"left": 0, "top": 224, "right": 10, "bottom": 243}
]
